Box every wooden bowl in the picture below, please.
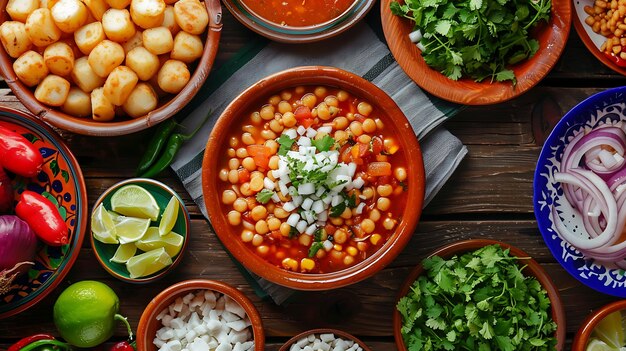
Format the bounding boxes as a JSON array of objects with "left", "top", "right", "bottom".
[
  {"left": 279, "top": 328, "right": 372, "bottom": 351},
  {"left": 90, "top": 178, "right": 190, "bottom": 283},
  {"left": 202, "top": 66, "right": 425, "bottom": 290},
  {"left": 380, "top": 0, "right": 571, "bottom": 105},
  {"left": 393, "top": 239, "right": 566, "bottom": 351},
  {"left": 222, "top": 0, "right": 375, "bottom": 43},
  {"left": 0, "top": 0, "right": 222, "bottom": 136},
  {"left": 0, "top": 106, "right": 87, "bottom": 320},
  {"left": 572, "top": 300, "right": 626, "bottom": 351},
  {"left": 136, "top": 279, "right": 264, "bottom": 351},
  {"left": 572, "top": 0, "right": 626, "bottom": 75}
]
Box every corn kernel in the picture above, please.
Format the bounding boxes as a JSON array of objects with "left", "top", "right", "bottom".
[
  {"left": 301, "top": 258, "right": 315, "bottom": 271},
  {"left": 282, "top": 258, "right": 298, "bottom": 271},
  {"left": 333, "top": 244, "right": 343, "bottom": 251},
  {"left": 346, "top": 246, "right": 358, "bottom": 256},
  {"left": 370, "top": 234, "right": 382, "bottom": 245}
]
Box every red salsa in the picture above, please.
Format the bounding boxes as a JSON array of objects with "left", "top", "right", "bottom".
[
  {"left": 240, "top": 0, "right": 357, "bottom": 27},
  {"left": 217, "top": 85, "right": 408, "bottom": 274}
]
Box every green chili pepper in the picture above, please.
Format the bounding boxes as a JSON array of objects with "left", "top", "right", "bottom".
[
  {"left": 18, "top": 339, "right": 72, "bottom": 351},
  {"left": 139, "top": 110, "right": 213, "bottom": 178},
  {"left": 135, "top": 119, "right": 179, "bottom": 176}
]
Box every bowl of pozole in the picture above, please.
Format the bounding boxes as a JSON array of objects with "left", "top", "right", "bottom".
[{"left": 202, "top": 66, "right": 425, "bottom": 290}]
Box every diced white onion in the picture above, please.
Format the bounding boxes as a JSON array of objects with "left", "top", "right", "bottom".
[
  {"left": 263, "top": 177, "right": 275, "bottom": 190},
  {"left": 355, "top": 202, "right": 366, "bottom": 215},
  {"left": 409, "top": 29, "right": 422, "bottom": 42},
  {"left": 287, "top": 213, "right": 300, "bottom": 227}
]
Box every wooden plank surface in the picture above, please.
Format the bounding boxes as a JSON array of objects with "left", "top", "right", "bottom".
[{"left": 1, "top": 4, "right": 626, "bottom": 351}]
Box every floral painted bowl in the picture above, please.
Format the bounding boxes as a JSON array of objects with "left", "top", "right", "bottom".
[
  {"left": 0, "top": 106, "right": 87, "bottom": 319},
  {"left": 534, "top": 86, "right": 626, "bottom": 297},
  {"left": 90, "top": 178, "right": 190, "bottom": 283}
]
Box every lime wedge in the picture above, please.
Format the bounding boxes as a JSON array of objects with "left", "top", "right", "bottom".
[
  {"left": 110, "top": 185, "right": 160, "bottom": 221},
  {"left": 114, "top": 215, "right": 150, "bottom": 244},
  {"left": 593, "top": 311, "right": 626, "bottom": 349},
  {"left": 587, "top": 338, "right": 621, "bottom": 351},
  {"left": 91, "top": 203, "right": 118, "bottom": 244},
  {"left": 137, "top": 227, "right": 184, "bottom": 257},
  {"left": 110, "top": 243, "right": 137, "bottom": 263},
  {"left": 159, "top": 196, "right": 179, "bottom": 236},
  {"left": 126, "top": 247, "right": 172, "bottom": 278}
]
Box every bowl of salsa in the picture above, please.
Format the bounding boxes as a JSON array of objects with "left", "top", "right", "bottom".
[
  {"left": 202, "top": 66, "right": 425, "bottom": 290},
  {"left": 222, "top": 0, "right": 376, "bottom": 43}
]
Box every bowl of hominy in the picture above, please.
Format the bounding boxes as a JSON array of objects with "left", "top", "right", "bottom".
[
  {"left": 279, "top": 328, "right": 372, "bottom": 351},
  {"left": 202, "top": 66, "right": 425, "bottom": 290},
  {"left": 0, "top": 0, "right": 222, "bottom": 136}
]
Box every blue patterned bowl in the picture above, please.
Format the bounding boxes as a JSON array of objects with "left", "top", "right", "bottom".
[
  {"left": 534, "top": 86, "right": 626, "bottom": 297},
  {"left": 0, "top": 107, "right": 87, "bottom": 319}
]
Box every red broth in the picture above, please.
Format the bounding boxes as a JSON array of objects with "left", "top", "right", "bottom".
[
  {"left": 240, "top": 0, "right": 356, "bottom": 27},
  {"left": 217, "top": 85, "right": 408, "bottom": 274}
]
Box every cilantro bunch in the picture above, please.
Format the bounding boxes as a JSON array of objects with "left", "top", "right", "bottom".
[
  {"left": 397, "top": 245, "right": 557, "bottom": 351},
  {"left": 391, "top": 0, "right": 551, "bottom": 83}
]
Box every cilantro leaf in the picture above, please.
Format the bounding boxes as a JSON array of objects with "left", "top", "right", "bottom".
[
  {"left": 255, "top": 189, "right": 275, "bottom": 204},
  {"left": 308, "top": 242, "right": 324, "bottom": 258},
  {"left": 311, "top": 135, "right": 335, "bottom": 152},
  {"left": 329, "top": 202, "right": 346, "bottom": 217},
  {"left": 277, "top": 134, "right": 295, "bottom": 156}
]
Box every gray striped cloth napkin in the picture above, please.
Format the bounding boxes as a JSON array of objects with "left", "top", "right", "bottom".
[{"left": 170, "top": 24, "right": 467, "bottom": 304}]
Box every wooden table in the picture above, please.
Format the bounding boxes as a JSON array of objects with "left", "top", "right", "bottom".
[{"left": 0, "top": 3, "right": 624, "bottom": 350}]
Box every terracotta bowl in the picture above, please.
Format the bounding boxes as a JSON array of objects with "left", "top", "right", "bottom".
[
  {"left": 90, "top": 178, "right": 190, "bottom": 283},
  {"left": 222, "top": 0, "right": 375, "bottom": 43},
  {"left": 573, "top": 0, "right": 626, "bottom": 76},
  {"left": 380, "top": 0, "right": 571, "bottom": 105},
  {"left": 0, "top": 0, "right": 222, "bottom": 136},
  {"left": 137, "top": 279, "right": 264, "bottom": 351},
  {"left": 572, "top": 300, "right": 626, "bottom": 351},
  {"left": 0, "top": 106, "right": 87, "bottom": 319},
  {"left": 202, "top": 66, "right": 425, "bottom": 290},
  {"left": 279, "top": 328, "right": 372, "bottom": 351},
  {"left": 393, "top": 239, "right": 566, "bottom": 351}
]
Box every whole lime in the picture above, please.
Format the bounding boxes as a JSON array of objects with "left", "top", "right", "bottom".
[{"left": 53, "top": 280, "right": 129, "bottom": 348}]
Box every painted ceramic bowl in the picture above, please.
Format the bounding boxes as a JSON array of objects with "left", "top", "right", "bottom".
[
  {"left": 380, "top": 0, "right": 571, "bottom": 105},
  {"left": 0, "top": 0, "right": 222, "bottom": 136},
  {"left": 572, "top": 300, "right": 626, "bottom": 351},
  {"left": 222, "top": 0, "right": 375, "bottom": 43},
  {"left": 0, "top": 106, "right": 87, "bottom": 320},
  {"left": 202, "top": 66, "right": 425, "bottom": 290},
  {"left": 393, "top": 239, "right": 566, "bottom": 351},
  {"left": 90, "top": 178, "right": 190, "bottom": 283},
  {"left": 137, "top": 279, "right": 264, "bottom": 351},
  {"left": 534, "top": 86, "right": 626, "bottom": 297},
  {"left": 279, "top": 328, "right": 372, "bottom": 351},
  {"left": 572, "top": 0, "right": 626, "bottom": 76}
]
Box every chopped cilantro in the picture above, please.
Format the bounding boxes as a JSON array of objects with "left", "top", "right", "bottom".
[
  {"left": 255, "top": 189, "right": 274, "bottom": 204},
  {"left": 311, "top": 135, "right": 335, "bottom": 152},
  {"left": 308, "top": 242, "right": 324, "bottom": 258},
  {"left": 288, "top": 226, "right": 298, "bottom": 238},
  {"left": 346, "top": 193, "right": 357, "bottom": 208},
  {"left": 277, "top": 134, "right": 295, "bottom": 156},
  {"left": 396, "top": 245, "right": 557, "bottom": 351},
  {"left": 329, "top": 202, "right": 346, "bottom": 217}
]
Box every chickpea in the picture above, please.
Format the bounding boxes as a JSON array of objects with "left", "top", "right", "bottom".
[
  {"left": 233, "top": 198, "right": 247, "bottom": 212},
  {"left": 324, "top": 95, "right": 339, "bottom": 107},
  {"left": 280, "top": 222, "right": 291, "bottom": 236},
  {"left": 334, "top": 229, "right": 348, "bottom": 244},
  {"left": 357, "top": 101, "right": 373, "bottom": 116},
  {"left": 369, "top": 209, "right": 381, "bottom": 222},
  {"left": 394, "top": 186, "right": 404, "bottom": 196},
  {"left": 362, "top": 118, "right": 377, "bottom": 133},
  {"left": 317, "top": 102, "right": 331, "bottom": 120},
  {"left": 334, "top": 116, "right": 349, "bottom": 130},
  {"left": 395, "top": 167, "right": 407, "bottom": 182},
  {"left": 269, "top": 119, "right": 283, "bottom": 133},
  {"left": 269, "top": 155, "right": 280, "bottom": 170},
  {"left": 301, "top": 93, "right": 317, "bottom": 108},
  {"left": 316, "top": 249, "right": 327, "bottom": 259},
  {"left": 228, "top": 169, "right": 239, "bottom": 184},
  {"left": 383, "top": 217, "right": 397, "bottom": 230},
  {"left": 261, "top": 130, "right": 276, "bottom": 140},
  {"left": 241, "top": 230, "right": 254, "bottom": 242},
  {"left": 278, "top": 100, "right": 292, "bottom": 114},
  {"left": 229, "top": 137, "right": 239, "bottom": 148},
  {"left": 361, "top": 218, "right": 375, "bottom": 234},
  {"left": 340, "top": 207, "right": 352, "bottom": 219},
  {"left": 334, "top": 130, "right": 348, "bottom": 143},
  {"left": 313, "top": 86, "right": 327, "bottom": 97},
  {"left": 260, "top": 104, "right": 275, "bottom": 120},
  {"left": 242, "top": 157, "right": 256, "bottom": 171},
  {"left": 246, "top": 196, "right": 257, "bottom": 210},
  {"left": 282, "top": 111, "right": 296, "bottom": 127},
  {"left": 370, "top": 233, "right": 382, "bottom": 245},
  {"left": 357, "top": 241, "right": 369, "bottom": 252},
  {"left": 242, "top": 132, "right": 255, "bottom": 145},
  {"left": 219, "top": 169, "right": 229, "bottom": 182},
  {"left": 350, "top": 121, "right": 363, "bottom": 136},
  {"left": 251, "top": 205, "right": 268, "bottom": 221},
  {"left": 250, "top": 111, "right": 261, "bottom": 124},
  {"left": 330, "top": 217, "right": 343, "bottom": 226},
  {"left": 228, "top": 158, "right": 240, "bottom": 170},
  {"left": 257, "top": 245, "right": 270, "bottom": 255},
  {"left": 273, "top": 207, "right": 288, "bottom": 219},
  {"left": 295, "top": 86, "right": 305, "bottom": 94},
  {"left": 240, "top": 182, "right": 253, "bottom": 196},
  {"left": 333, "top": 244, "right": 343, "bottom": 251},
  {"left": 337, "top": 90, "right": 349, "bottom": 101},
  {"left": 265, "top": 139, "right": 279, "bottom": 154},
  {"left": 282, "top": 258, "right": 298, "bottom": 271},
  {"left": 268, "top": 95, "right": 281, "bottom": 105},
  {"left": 255, "top": 220, "right": 269, "bottom": 235},
  {"left": 299, "top": 234, "right": 311, "bottom": 246},
  {"left": 227, "top": 148, "right": 236, "bottom": 157},
  {"left": 343, "top": 255, "right": 355, "bottom": 266},
  {"left": 346, "top": 112, "right": 355, "bottom": 121},
  {"left": 375, "top": 118, "right": 384, "bottom": 130},
  {"left": 357, "top": 135, "right": 371, "bottom": 144},
  {"left": 222, "top": 190, "right": 237, "bottom": 204},
  {"left": 236, "top": 148, "right": 248, "bottom": 158},
  {"left": 250, "top": 176, "right": 264, "bottom": 192},
  {"left": 362, "top": 187, "right": 375, "bottom": 200},
  {"left": 377, "top": 197, "right": 391, "bottom": 211},
  {"left": 267, "top": 217, "right": 281, "bottom": 231},
  {"left": 346, "top": 246, "right": 358, "bottom": 256},
  {"left": 227, "top": 211, "right": 241, "bottom": 226},
  {"left": 252, "top": 234, "right": 264, "bottom": 246},
  {"left": 242, "top": 125, "right": 257, "bottom": 134},
  {"left": 377, "top": 184, "right": 393, "bottom": 197},
  {"left": 280, "top": 90, "right": 292, "bottom": 100}
]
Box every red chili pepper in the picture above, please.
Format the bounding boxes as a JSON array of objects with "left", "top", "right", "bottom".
[
  {"left": 109, "top": 341, "right": 135, "bottom": 351},
  {"left": 15, "top": 191, "right": 68, "bottom": 246},
  {"left": 0, "top": 125, "right": 43, "bottom": 178},
  {"left": 8, "top": 334, "right": 56, "bottom": 351},
  {"left": 604, "top": 51, "right": 626, "bottom": 67},
  {"left": 0, "top": 163, "right": 13, "bottom": 213}
]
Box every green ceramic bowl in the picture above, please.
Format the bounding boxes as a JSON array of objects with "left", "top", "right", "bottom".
[{"left": 90, "top": 178, "right": 190, "bottom": 283}]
